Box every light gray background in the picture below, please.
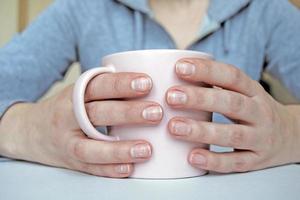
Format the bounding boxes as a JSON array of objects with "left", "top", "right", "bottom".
[{"left": 1, "top": 158, "right": 299, "bottom": 200}]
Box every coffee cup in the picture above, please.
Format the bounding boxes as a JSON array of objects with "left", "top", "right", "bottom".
[{"left": 73, "top": 49, "right": 212, "bottom": 179}]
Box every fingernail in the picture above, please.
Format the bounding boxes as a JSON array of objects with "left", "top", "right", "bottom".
[
  {"left": 130, "top": 143, "right": 152, "bottom": 159},
  {"left": 142, "top": 106, "right": 163, "bottom": 121},
  {"left": 115, "top": 164, "right": 130, "bottom": 174},
  {"left": 176, "top": 61, "right": 195, "bottom": 75},
  {"left": 190, "top": 154, "right": 207, "bottom": 166},
  {"left": 167, "top": 90, "right": 187, "bottom": 105},
  {"left": 171, "top": 121, "right": 191, "bottom": 136},
  {"left": 131, "top": 77, "right": 152, "bottom": 92}
]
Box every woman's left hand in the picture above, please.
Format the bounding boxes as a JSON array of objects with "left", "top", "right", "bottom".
[{"left": 166, "top": 58, "right": 299, "bottom": 173}]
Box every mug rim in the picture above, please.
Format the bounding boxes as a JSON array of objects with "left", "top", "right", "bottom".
[{"left": 102, "top": 49, "right": 213, "bottom": 61}]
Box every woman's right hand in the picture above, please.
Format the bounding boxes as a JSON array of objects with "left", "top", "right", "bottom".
[{"left": 0, "top": 72, "right": 163, "bottom": 178}]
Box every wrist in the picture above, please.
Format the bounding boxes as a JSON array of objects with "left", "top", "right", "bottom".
[
  {"left": 0, "top": 103, "right": 36, "bottom": 159},
  {"left": 285, "top": 105, "right": 300, "bottom": 164}
]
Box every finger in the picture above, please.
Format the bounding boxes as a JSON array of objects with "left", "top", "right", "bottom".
[
  {"left": 85, "top": 72, "right": 153, "bottom": 102},
  {"left": 166, "top": 85, "right": 258, "bottom": 123},
  {"left": 188, "top": 148, "right": 258, "bottom": 173},
  {"left": 175, "top": 58, "right": 263, "bottom": 97},
  {"left": 168, "top": 117, "right": 259, "bottom": 150},
  {"left": 74, "top": 162, "right": 134, "bottom": 178},
  {"left": 85, "top": 101, "right": 163, "bottom": 126},
  {"left": 68, "top": 137, "right": 152, "bottom": 164}
]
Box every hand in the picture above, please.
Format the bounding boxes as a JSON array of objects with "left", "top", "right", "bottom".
[
  {"left": 166, "top": 58, "right": 299, "bottom": 173},
  {"left": 0, "top": 72, "right": 163, "bottom": 178}
]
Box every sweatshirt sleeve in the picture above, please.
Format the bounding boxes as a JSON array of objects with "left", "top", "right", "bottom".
[
  {"left": 264, "top": 0, "right": 300, "bottom": 100},
  {"left": 0, "top": 0, "right": 78, "bottom": 117}
]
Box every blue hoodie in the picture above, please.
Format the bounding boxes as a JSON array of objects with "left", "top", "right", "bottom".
[{"left": 0, "top": 0, "right": 300, "bottom": 123}]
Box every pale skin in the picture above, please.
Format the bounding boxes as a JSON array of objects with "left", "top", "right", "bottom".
[{"left": 0, "top": 0, "right": 300, "bottom": 178}]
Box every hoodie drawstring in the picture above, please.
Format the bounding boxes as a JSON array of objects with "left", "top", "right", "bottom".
[
  {"left": 133, "top": 11, "right": 144, "bottom": 50},
  {"left": 223, "top": 19, "right": 231, "bottom": 54}
]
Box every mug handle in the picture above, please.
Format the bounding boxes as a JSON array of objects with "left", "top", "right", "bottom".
[{"left": 72, "top": 65, "right": 120, "bottom": 141}]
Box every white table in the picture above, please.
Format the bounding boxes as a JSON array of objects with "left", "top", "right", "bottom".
[{"left": 0, "top": 158, "right": 299, "bottom": 200}]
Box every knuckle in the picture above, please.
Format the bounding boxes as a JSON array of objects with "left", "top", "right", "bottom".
[
  {"left": 195, "top": 127, "right": 207, "bottom": 142},
  {"left": 112, "top": 75, "right": 124, "bottom": 95},
  {"left": 227, "top": 95, "right": 245, "bottom": 114},
  {"left": 72, "top": 140, "right": 88, "bottom": 161},
  {"left": 229, "top": 67, "right": 243, "bottom": 86},
  {"left": 204, "top": 60, "right": 215, "bottom": 77},
  {"left": 100, "top": 166, "right": 116, "bottom": 178},
  {"left": 86, "top": 78, "right": 97, "bottom": 100},
  {"left": 208, "top": 156, "right": 221, "bottom": 171},
  {"left": 194, "top": 123, "right": 215, "bottom": 143},
  {"left": 233, "top": 157, "right": 250, "bottom": 172},
  {"left": 194, "top": 58, "right": 208, "bottom": 68},
  {"left": 247, "top": 132, "right": 257, "bottom": 148},
  {"left": 195, "top": 89, "right": 206, "bottom": 106},
  {"left": 203, "top": 90, "right": 216, "bottom": 108},
  {"left": 111, "top": 145, "right": 126, "bottom": 162},
  {"left": 77, "top": 162, "right": 90, "bottom": 173},
  {"left": 260, "top": 105, "right": 277, "bottom": 125},
  {"left": 122, "top": 103, "right": 139, "bottom": 122},
  {"left": 85, "top": 102, "right": 98, "bottom": 124},
  {"left": 200, "top": 59, "right": 214, "bottom": 72},
  {"left": 228, "top": 128, "right": 244, "bottom": 147},
  {"left": 203, "top": 125, "right": 216, "bottom": 142},
  {"left": 121, "top": 107, "right": 131, "bottom": 122},
  {"left": 195, "top": 59, "right": 213, "bottom": 77}
]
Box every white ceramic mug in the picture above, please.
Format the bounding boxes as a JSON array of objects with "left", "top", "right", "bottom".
[{"left": 73, "top": 49, "right": 212, "bottom": 179}]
